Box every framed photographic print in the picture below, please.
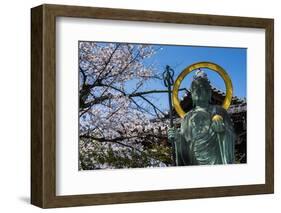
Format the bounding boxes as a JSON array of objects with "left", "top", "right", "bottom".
[{"left": 31, "top": 4, "right": 274, "bottom": 208}]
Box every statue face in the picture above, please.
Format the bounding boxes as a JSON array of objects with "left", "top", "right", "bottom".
[{"left": 190, "top": 80, "right": 211, "bottom": 105}]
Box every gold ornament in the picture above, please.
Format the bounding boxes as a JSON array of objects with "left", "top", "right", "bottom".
[
  {"left": 172, "top": 62, "right": 233, "bottom": 118},
  {"left": 212, "top": 114, "right": 223, "bottom": 122}
]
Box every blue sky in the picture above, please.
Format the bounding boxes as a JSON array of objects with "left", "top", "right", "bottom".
[
  {"left": 91, "top": 42, "right": 247, "bottom": 113},
  {"left": 138, "top": 44, "right": 247, "bottom": 112}
]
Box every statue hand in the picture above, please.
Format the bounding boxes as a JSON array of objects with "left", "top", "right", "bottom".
[
  {"left": 211, "top": 115, "right": 225, "bottom": 133},
  {"left": 168, "top": 127, "right": 176, "bottom": 143}
]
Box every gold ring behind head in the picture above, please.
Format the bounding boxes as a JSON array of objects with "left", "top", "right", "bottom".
[{"left": 172, "top": 62, "right": 233, "bottom": 118}]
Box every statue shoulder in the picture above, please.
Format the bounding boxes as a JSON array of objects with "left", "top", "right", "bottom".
[
  {"left": 210, "top": 105, "right": 228, "bottom": 116},
  {"left": 183, "top": 110, "right": 194, "bottom": 121},
  {"left": 181, "top": 110, "right": 194, "bottom": 129},
  {"left": 210, "top": 105, "right": 233, "bottom": 125}
]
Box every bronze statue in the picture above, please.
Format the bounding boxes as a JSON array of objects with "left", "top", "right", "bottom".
[{"left": 168, "top": 69, "right": 235, "bottom": 166}]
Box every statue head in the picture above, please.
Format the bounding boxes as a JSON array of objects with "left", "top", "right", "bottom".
[{"left": 190, "top": 70, "right": 212, "bottom": 107}]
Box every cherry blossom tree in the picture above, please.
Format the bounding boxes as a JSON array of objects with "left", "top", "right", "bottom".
[{"left": 78, "top": 42, "right": 175, "bottom": 170}]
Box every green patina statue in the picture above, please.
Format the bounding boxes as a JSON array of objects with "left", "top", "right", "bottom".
[{"left": 168, "top": 70, "right": 235, "bottom": 166}]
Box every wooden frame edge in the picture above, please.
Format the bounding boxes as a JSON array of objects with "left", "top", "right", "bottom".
[
  {"left": 265, "top": 19, "right": 274, "bottom": 194},
  {"left": 31, "top": 5, "right": 44, "bottom": 207}
]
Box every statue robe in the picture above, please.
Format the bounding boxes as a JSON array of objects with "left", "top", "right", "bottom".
[{"left": 174, "top": 105, "right": 235, "bottom": 166}]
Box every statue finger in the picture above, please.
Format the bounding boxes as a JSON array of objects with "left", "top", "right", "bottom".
[
  {"left": 218, "top": 122, "right": 225, "bottom": 132},
  {"left": 213, "top": 120, "right": 219, "bottom": 128}
]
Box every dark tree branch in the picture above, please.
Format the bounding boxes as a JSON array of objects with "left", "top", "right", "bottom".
[
  {"left": 79, "top": 87, "right": 187, "bottom": 115},
  {"left": 93, "top": 44, "right": 121, "bottom": 84},
  {"left": 79, "top": 67, "right": 87, "bottom": 86},
  {"left": 130, "top": 98, "right": 155, "bottom": 116},
  {"left": 138, "top": 95, "right": 165, "bottom": 116},
  {"left": 80, "top": 133, "right": 166, "bottom": 144}
]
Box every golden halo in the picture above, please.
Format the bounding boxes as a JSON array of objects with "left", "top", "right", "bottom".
[{"left": 172, "top": 62, "right": 233, "bottom": 118}]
